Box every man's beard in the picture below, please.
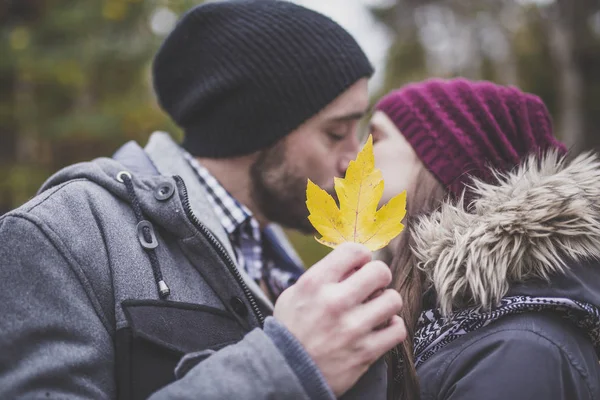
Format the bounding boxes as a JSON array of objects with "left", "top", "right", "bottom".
[{"left": 250, "top": 140, "right": 337, "bottom": 234}]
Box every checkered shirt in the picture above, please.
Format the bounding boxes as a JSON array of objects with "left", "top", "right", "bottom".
[{"left": 183, "top": 151, "right": 296, "bottom": 298}]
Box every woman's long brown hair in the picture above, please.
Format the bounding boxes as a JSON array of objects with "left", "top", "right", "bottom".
[{"left": 383, "top": 167, "right": 448, "bottom": 400}]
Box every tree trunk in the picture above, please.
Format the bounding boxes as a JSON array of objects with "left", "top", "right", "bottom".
[{"left": 543, "top": 3, "right": 584, "bottom": 152}]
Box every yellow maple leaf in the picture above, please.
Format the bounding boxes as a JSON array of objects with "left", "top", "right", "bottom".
[{"left": 306, "top": 135, "right": 407, "bottom": 251}]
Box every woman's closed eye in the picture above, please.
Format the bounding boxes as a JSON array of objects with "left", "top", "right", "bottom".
[{"left": 370, "top": 124, "right": 385, "bottom": 144}]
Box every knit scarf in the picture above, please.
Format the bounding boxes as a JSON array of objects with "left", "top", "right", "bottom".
[{"left": 414, "top": 296, "right": 600, "bottom": 368}]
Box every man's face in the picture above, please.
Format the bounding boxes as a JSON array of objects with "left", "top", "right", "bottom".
[{"left": 250, "top": 78, "right": 370, "bottom": 233}]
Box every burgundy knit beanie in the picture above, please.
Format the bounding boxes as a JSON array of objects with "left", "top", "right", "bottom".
[{"left": 375, "top": 78, "right": 567, "bottom": 199}]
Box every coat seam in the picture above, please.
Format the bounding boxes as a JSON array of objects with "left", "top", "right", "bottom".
[
  {"left": 3, "top": 214, "right": 113, "bottom": 335},
  {"left": 26, "top": 179, "right": 91, "bottom": 213},
  {"left": 440, "top": 326, "right": 594, "bottom": 398}
]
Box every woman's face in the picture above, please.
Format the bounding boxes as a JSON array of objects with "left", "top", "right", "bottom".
[{"left": 370, "top": 110, "right": 423, "bottom": 204}]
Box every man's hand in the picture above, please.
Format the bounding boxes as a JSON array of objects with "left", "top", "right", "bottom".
[{"left": 273, "top": 243, "right": 406, "bottom": 396}]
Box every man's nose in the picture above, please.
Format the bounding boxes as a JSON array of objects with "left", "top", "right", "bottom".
[
  {"left": 337, "top": 136, "right": 361, "bottom": 175},
  {"left": 338, "top": 157, "right": 351, "bottom": 176}
]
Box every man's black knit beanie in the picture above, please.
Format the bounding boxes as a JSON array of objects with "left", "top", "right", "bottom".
[{"left": 152, "top": 0, "right": 374, "bottom": 158}]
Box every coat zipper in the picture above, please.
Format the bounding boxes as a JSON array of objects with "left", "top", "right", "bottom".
[{"left": 173, "top": 175, "right": 265, "bottom": 327}]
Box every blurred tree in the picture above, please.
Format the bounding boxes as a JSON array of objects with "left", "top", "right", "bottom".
[
  {"left": 0, "top": 0, "right": 200, "bottom": 213},
  {"left": 370, "top": 0, "right": 600, "bottom": 153},
  {"left": 543, "top": 0, "right": 600, "bottom": 152}
]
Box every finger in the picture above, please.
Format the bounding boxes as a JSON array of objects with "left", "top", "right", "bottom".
[
  {"left": 361, "top": 315, "right": 407, "bottom": 360},
  {"left": 349, "top": 289, "right": 403, "bottom": 331},
  {"left": 306, "top": 242, "right": 372, "bottom": 284},
  {"left": 365, "top": 288, "right": 385, "bottom": 303},
  {"left": 338, "top": 260, "right": 391, "bottom": 305},
  {"left": 340, "top": 266, "right": 361, "bottom": 282}
]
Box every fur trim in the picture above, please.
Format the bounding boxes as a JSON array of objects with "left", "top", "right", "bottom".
[{"left": 412, "top": 151, "right": 600, "bottom": 315}]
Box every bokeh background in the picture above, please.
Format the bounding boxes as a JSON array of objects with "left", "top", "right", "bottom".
[{"left": 2, "top": 0, "right": 599, "bottom": 265}]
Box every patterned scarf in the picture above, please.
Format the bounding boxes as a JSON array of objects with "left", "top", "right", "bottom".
[{"left": 414, "top": 296, "right": 600, "bottom": 368}]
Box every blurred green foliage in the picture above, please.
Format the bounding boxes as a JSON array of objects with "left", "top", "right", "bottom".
[{"left": 0, "top": 0, "right": 189, "bottom": 209}]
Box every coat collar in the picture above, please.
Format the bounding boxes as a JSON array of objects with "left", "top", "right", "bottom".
[{"left": 413, "top": 151, "right": 600, "bottom": 315}]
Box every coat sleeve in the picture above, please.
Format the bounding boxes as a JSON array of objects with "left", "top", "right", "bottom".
[
  {"left": 0, "top": 214, "right": 117, "bottom": 399},
  {"left": 438, "top": 329, "right": 594, "bottom": 400},
  {"left": 149, "top": 318, "right": 334, "bottom": 400}
]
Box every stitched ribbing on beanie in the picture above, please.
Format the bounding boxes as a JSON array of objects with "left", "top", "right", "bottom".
[
  {"left": 375, "top": 78, "right": 567, "bottom": 199},
  {"left": 152, "top": 0, "right": 374, "bottom": 158}
]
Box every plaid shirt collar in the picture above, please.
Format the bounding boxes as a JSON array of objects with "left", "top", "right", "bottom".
[
  {"left": 182, "top": 150, "right": 267, "bottom": 282},
  {"left": 182, "top": 150, "right": 300, "bottom": 299},
  {"left": 182, "top": 151, "right": 256, "bottom": 237}
]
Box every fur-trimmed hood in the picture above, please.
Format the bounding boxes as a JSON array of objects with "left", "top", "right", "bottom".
[{"left": 413, "top": 151, "right": 600, "bottom": 315}]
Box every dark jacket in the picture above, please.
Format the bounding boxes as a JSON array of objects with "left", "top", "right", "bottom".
[
  {"left": 0, "top": 132, "right": 386, "bottom": 399},
  {"left": 412, "top": 152, "right": 600, "bottom": 400}
]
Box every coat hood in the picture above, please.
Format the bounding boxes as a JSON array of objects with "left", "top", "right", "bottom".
[
  {"left": 37, "top": 132, "right": 303, "bottom": 310},
  {"left": 413, "top": 151, "right": 600, "bottom": 315}
]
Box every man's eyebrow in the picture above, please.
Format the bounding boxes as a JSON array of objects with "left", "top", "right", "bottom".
[{"left": 329, "top": 107, "right": 372, "bottom": 123}]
